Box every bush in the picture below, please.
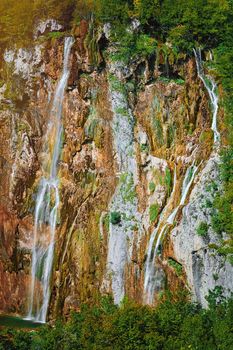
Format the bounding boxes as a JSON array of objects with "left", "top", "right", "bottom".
[
  {"left": 197, "top": 221, "right": 208, "bottom": 237},
  {"left": 110, "top": 211, "right": 121, "bottom": 225},
  {"left": 47, "top": 31, "right": 65, "bottom": 39},
  {"left": 1, "top": 293, "right": 233, "bottom": 350},
  {"left": 168, "top": 258, "right": 183, "bottom": 276}
]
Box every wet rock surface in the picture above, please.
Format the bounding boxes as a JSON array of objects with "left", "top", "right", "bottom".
[{"left": 0, "top": 20, "right": 230, "bottom": 317}]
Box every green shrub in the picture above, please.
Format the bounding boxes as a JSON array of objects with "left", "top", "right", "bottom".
[
  {"left": 212, "top": 148, "right": 233, "bottom": 236},
  {"left": 108, "top": 74, "right": 126, "bottom": 94},
  {"left": 196, "top": 221, "right": 208, "bottom": 237},
  {"left": 168, "top": 258, "right": 183, "bottom": 276},
  {"left": 47, "top": 31, "right": 64, "bottom": 39},
  {"left": 110, "top": 211, "right": 121, "bottom": 225},
  {"left": 140, "top": 143, "right": 149, "bottom": 152},
  {"left": 2, "top": 293, "right": 233, "bottom": 350},
  {"left": 205, "top": 199, "right": 213, "bottom": 209}
]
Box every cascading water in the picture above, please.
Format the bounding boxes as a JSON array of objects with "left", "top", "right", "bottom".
[
  {"left": 144, "top": 163, "right": 198, "bottom": 304},
  {"left": 144, "top": 49, "right": 220, "bottom": 304},
  {"left": 27, "top": 37, "right": 74, "bottom": 323},
  {"left": 193, "top": 48, "right": 220, "bottom": 145},
  {"left": 143, "top": 167, "right": 177, "bottom": 304}
]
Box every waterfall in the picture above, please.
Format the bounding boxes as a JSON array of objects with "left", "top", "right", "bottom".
[
  {"left": 143, "top": 167, "right": 177, "bottom": 304},
  {"left": 143, "top": 163, "right": 198, "bottom": 304},
  {"left": 27, "top": 37, "right": 74, "bottom": 323},
  {"left": 143, "top": 47, "right": 218, "bottom": 305},
  {"left": 193, "top": 48, "right": 220, "bottom": 144}
]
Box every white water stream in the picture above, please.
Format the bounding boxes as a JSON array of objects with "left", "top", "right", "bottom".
[
  {"left": 144, "top": 164, "right": 198, "bottom": 304},
  {"left": 27, "top": 37, "right": 74, "bottom": 323},
  {"left": 193, "top": 48, "right": 220, "bottom": 144},
  {"left": 143, "top": 48, "right": 220, "bottom": 304}
]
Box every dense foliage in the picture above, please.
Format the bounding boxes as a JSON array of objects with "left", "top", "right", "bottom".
[
  {"left": 0, "top": 292, "right": 233, "bottom": 350},
  {"left": 0, "top": 0, "right": 231, "bottom": 48}
]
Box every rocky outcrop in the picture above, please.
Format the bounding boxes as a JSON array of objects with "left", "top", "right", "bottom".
[
  {"left": 170, "top": 155, "right": 233, "bottom": 306},
  {"left": 0, "top": 20, "right": 231, "bottom": 318}
]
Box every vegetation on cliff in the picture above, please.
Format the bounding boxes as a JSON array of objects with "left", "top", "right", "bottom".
[
  {"left": 0, "top": 0, "right": 233, "bottom": 338},
  {"left": 1, "top": 291, "right": 233, "bottom": 350}
]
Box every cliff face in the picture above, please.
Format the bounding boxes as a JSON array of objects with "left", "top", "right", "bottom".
[{"left": 0, "top": 20, "right": 232, "bottom": 319}]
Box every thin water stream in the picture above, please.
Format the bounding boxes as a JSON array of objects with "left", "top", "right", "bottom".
[
  {"left": 143, "top": 49, "right": 220, "bottom": 305},
  {"left": 27, "top": 37, "right": 74, "bottom": 323},
  {"left": 193, "top": 48, "right": 220, "bottom": 145},
  {"left": 144, "top": 164, "right": 198, "bottom": 304}
]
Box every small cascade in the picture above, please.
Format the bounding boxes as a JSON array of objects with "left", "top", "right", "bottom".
[
  {"left": 144, "top": 48, "right": 219, "bottom": 305},
  {"left": 27, "top": 37, "right": 74, "bottom": 323},
  {"left": 143, "top": 167, "right": 177, "bottom": 304},
  {"left": 193, "top": 48, "right": 220, "bottom": 145},
  {"left": 144, "top": 163, "right": 198, "bottom": 304}
]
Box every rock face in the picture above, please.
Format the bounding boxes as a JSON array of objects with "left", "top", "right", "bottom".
[
  {"left": 0, "top": 20, "right": 232, "bottom": 319},
  {"left": 171, "top": 155, "right": 233, "bottom": 306}
]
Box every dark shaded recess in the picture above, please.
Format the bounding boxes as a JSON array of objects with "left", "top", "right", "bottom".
[
  {"left": 135, "top": 61, "right": 147, "bottom": 77},
  {"left": 15, "top": 93, "right": 30, "bottom": 111},
  {"left": 158, "top": 63, "right": 183, "bottom": 80},
  {"left": 148, "top": 53, "right": 156, "bottom": 73},
  {"left": 57, "top": 2, "right": 77, "bottom": 30},
  {"left": 97, "top": 33, "right": 109, "bottom": 72}
]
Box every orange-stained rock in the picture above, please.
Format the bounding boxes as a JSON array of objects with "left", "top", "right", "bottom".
[{"left": 0, "top": 18, "right": 226, "bottom": 319}]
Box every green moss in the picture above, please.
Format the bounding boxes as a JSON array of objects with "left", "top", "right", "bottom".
[
  {"left": 125, "top": 81, "right": 135, "bottom": 92},
  {"left": 165, "top": 167, "right": 172, "bottom": 196},
  {"left": 212, "top": 149, "right": 233, "bottom": 237},
  {"left": 199, "top": 130, "right": 213, "bottom": 144},
  {"left": 108, "top": 74, "right": 126, "bottom": 94},
  {"left": 196, "top": 222, "right": 208, "bottom": 237},
  {"left": 115, "top": 107, "right": 129, "bottom": 117},
  {"left": 151, "top": 96, "right": 160, "bottom": 112},
  {"left": 149, "top": 203, "right": 159, "bottom": 223},
  {"left": 168, "top": 258, "right": 183, "bottom": 276},
  {"left": 208, "top": 239, "right": 233, "bottom": 265},
  {"left": 84, "top": 21, "right": 99, "bottom": 67},
  {"left": 79, "top": 72, "right": 93, "bottom": 81},
  {"left": 80, "top": 171, "right": 97, "bottom": 190},
  {"left": 149, "top": 181, "right": 156, "bottom": 193},
  {"left": 208, "top": 243, "right": 219, "bottom": 250},
  {"left": 158, "top": 76, "right": 185, "bottom": 85},
  {"left": 85, "top": 105, "right": 104, "bottom": 147},
  {"left": 152, "top": 117, "right": 164, "bottom": 147},
  {"left": 184, "top": 122, "right": 194, "bottom": 135},
  {"left": 119, "top": 173, "right": 136, "bottom": 204},
  {"left": 167, "top": 123, "right": 176, "bottom": 147},
  {"left": 216, "top": 242, "right": 233, "bottom": 265},
  {"left": 103, "top": 214, "right": 110, "bottom": 231},
  {"left": 17, "top": 121, "right": 30, "bottom": 134},
  {"left": 47, "top": 31, "right": 65, "bottom": 39}
]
